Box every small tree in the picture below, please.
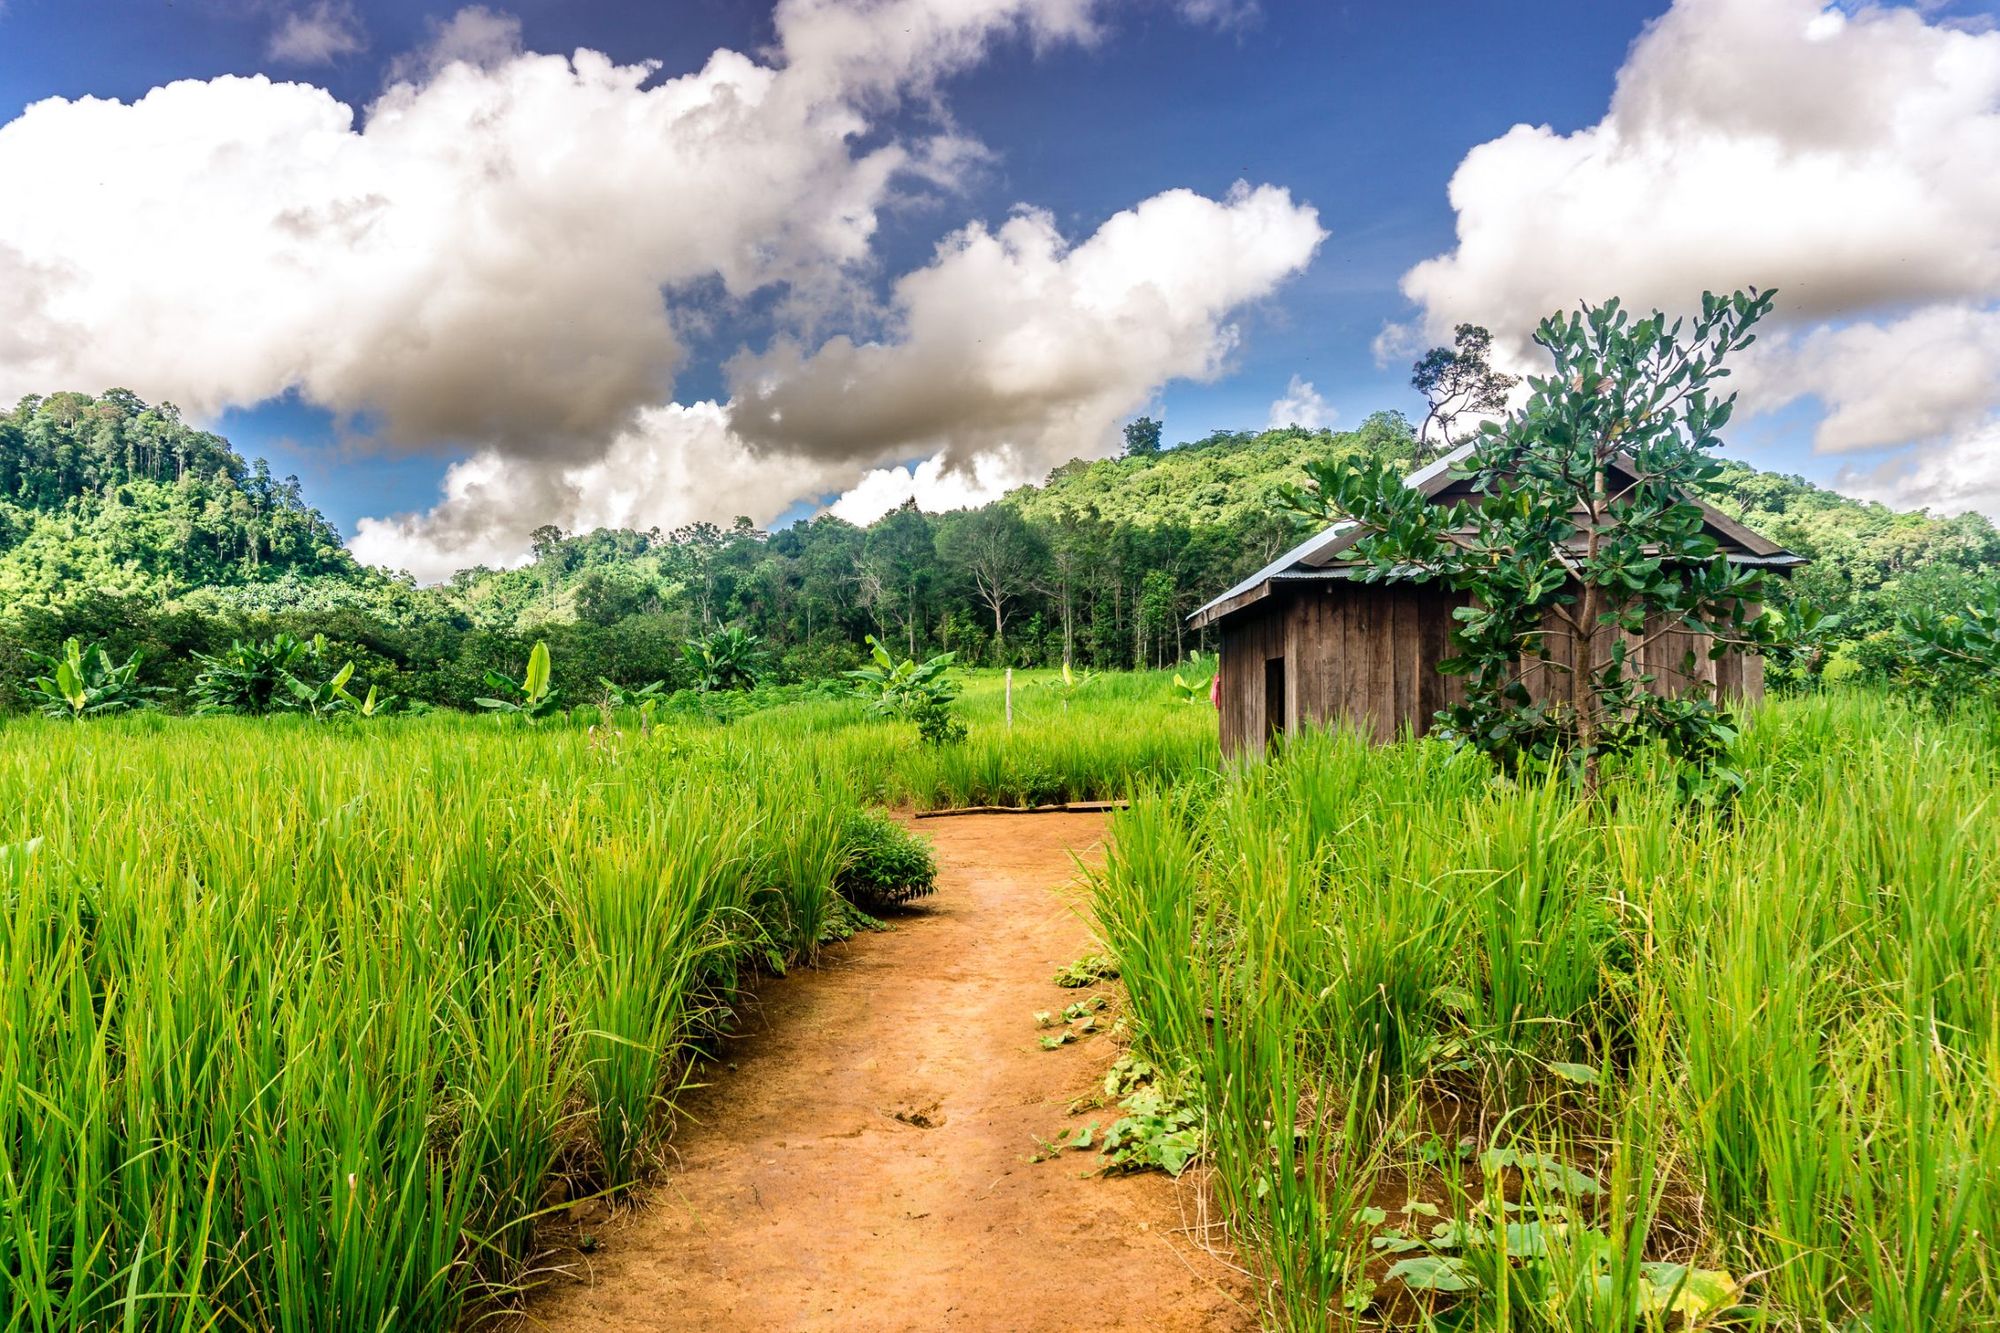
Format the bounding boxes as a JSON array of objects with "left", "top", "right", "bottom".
[
  {"left": 1285, "top": 289, "right": 1783, "bottom": 790},
  {"left": 1895, "top": 585, "right": 2000, "bottom": 713},
  {"left": 1411, "top": 323, "right": 1519, "bottom": 459}
]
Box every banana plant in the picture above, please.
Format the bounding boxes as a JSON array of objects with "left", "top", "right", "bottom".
[
  {"left": 1171, "top": 651, "right": 1215, "bottom": 706},
  {"left": 338, "top": 682, "right": 399, "bottom": 718},
  {"left": 597, "top": 677, "right": 667, "bottom": 709},
  {"left": 1041, "top": 658, "right": 1097, "bottom": 712},
  {"left": 191, "top": 633, "right": 313, "bottom": 715},
  {"left": 844, "top": 635, "right": 959, "bottom": 718},
  {"left": 285, "top": 658, "right": 356, "bottom": 720},
  {"left": 477, "top": 640, "right": 560, "bottom": 720},
  {"left": 682, "top": 627, "right": 765, "bottom": 693},
  {"left": 23, "top": 637, "right": 154, "bottom": 719}
]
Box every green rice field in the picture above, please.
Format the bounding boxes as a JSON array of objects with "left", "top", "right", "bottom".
[
  {"left": 1092, "top": 693, "right": 1999, "bottom": 1330},
  {"left": 3, "top": 680, "right": 1996, "bottom": 1330},
  {"left": 0, "top": 670, "right": 1204, "bottom": 1330}
]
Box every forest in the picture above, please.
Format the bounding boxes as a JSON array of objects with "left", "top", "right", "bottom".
[{"left": 3, "top": 388, "right": 1995, "bottom": 711}]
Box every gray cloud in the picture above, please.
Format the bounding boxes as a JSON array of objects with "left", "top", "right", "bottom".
[{"left": 267, "top": 0, "right": 367, "bottom": 65}]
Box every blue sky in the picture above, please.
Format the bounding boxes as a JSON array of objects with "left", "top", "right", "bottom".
[{"left": 2, "top": 0, "right": 1997, "bottom": 576}]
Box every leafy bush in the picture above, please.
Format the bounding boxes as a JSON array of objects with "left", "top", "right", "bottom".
[
  {"left": 912, "top": 695, "right": 968, "bottom": 747},
  {"left": 1895, "top": 585, "right": 1999, "bottom": 712},
  {"left": 191, "top": 633, "right": 313, "bottom": 715},
  {"left": 834, "top": 810, "right": 937, "bottom": 909},
  {"left": 682, "top": 626, "right": 765, "bottom": 692},
  {"left": 22, "top": 637, "right": 156, "bottom": 719}
]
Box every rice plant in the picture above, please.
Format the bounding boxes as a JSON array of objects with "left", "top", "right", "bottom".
[
  {"left": 1090, "top": 692, "right": 2000, "bottom": 1330},
  {"left": 0, "top": 671, "right": 1217, "bottom": 1329}
]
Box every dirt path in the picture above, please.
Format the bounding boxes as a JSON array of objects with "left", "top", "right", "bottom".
[{"left": 524, "top": 812, "right": 1255, "bottom": 1332}]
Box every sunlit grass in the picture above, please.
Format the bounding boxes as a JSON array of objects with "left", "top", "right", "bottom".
[
  {"left": 1090, "top": 692, "right": 2000, "bottom": 1330},
  {"left": 0, "top": 673, "right": 1214, "bottom": 1330}
]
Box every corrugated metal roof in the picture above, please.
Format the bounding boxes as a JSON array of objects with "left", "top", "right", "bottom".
[{"left": 1187, "top": 443, "right": 1801, "bottom": 628}]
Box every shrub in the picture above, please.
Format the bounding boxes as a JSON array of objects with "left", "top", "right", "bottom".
[
  {"left": 912, "top": 695, "right": 969, "bottom": 747},
  {"left": 683, "top": 626, "right": 765, "bottom": 692},
  {"left": 191, "top": 633, "right": 314, "bottom": 715},
  {"left": 834, "top": 810, "right": 937, "bottom": 909}
]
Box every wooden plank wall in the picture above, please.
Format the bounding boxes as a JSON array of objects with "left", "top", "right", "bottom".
[
  {"left": 1219, "top": 585, "right": 1766, "bottom": 759},
  {"left": 1519, "top": 596, "right": 1765, "bottom": 711},
  {"left": 1282, "top": 583, "right": 1466, "bottom": 742},
  {"left": 1218, "top": 605, "right": 1285, "bottom": 759}
]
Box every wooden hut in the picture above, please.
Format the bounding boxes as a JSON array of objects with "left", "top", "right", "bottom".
[{"left": 1190, "top": 446, "right": 1805, "bottom": 759}]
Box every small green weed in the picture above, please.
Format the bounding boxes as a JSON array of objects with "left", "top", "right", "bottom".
[{"left": 1052, "top": 953, "right": 1119, "bottom": 987}]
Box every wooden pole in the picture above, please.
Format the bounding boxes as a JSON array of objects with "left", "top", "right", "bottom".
[{"left": 1005, "top": 667, "right": 1013, "bottom": 729}]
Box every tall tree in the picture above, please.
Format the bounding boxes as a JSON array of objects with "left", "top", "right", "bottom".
[
  {"left": 1122, "top": 416, "right": 1163, "bottom": 456},
  {"left": 936, "top": 506, "right": 1046, "bottom": 657},
  {"left": 1411, "top": 324, "right": 1518, "bottom": 459},
  {"left": 862, "top": 502, "right": 937, "bottom": 656},
  {"left": 1036, "top": 506, "right": 1105, "bottom": 667}
]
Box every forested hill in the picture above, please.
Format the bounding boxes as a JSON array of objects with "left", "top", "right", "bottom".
[
  {"left": 0, "top": 390, "right": 357, "bottom": 604},
  {"left": 2, "top": 388, "right": 1996, "bottom": 708}
]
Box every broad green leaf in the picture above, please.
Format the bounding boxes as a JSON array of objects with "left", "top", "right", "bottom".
[
  {"left": 1547, "top": 1061, "right": 1600, "bottom": 1085},
  {"left": 525, "top": 641, "right": 551, "bottom": 699},
  {"left": 1387, "top": 1256, "right": 1475, "bottom": 1293}
]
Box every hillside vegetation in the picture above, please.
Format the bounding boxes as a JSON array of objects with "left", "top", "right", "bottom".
[{"left": 2, "top": 389, "right": 1996, "bottom": 709}]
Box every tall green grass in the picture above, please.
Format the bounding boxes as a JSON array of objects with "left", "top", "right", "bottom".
[
  {"left": 1090, "top": 693, "right": 2000, "bottom": 1330},
  {"left": 0, "top": 673, "right": 1213, "bottom": 1329}
]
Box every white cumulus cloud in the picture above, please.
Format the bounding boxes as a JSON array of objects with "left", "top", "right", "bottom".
[
  {"left": 1266, "top": 374, "right": 1334, "bottom": 430},
  {"left": 384, "top": 5, "right": 523, "bottom": 84},
  {"left": 348, "top": 401, "right": 862, "bottom": 580},
  {"left": 727, "top": 183, "right": 1325, "bottom": 475},
  {"left": 0, "top": 0, "right": 1324, "bottom": 578},
  {"left": 0, "top": 1, "right": 1013, "bottom": 451},
  {"left": 827, "top": 453, "right": 1035, "bottom": 526},
  {"left": 1393, "top": 0, "right": 2000, "bottom": 516},
  {"left": 353, "top": 181, "right": 1323, "bottom": 577}
]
